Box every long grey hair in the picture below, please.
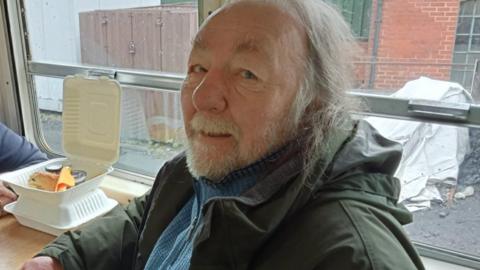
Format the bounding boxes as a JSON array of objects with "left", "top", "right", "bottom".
[{"left": 212, "top": 0, "right": 359, "bottom": 177}]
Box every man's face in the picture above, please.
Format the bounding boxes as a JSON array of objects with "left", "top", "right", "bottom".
[{"left": 181, "top": 2, "right": 307, "bottom": 180}]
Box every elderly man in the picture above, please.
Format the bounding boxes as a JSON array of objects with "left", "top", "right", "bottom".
[{"left": 23, "top": 0, "right": 424, "bottom": 269}]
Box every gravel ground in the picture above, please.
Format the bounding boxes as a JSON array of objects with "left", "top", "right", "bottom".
[
  {"left": 405, "top": 183, "right": 480, "bottom": 257},
  {"left": 404, "top": 127, "right": 480, "bottom": 258},
  {"left": 39, "top": 111, "right": 480, "bottom": 258}
]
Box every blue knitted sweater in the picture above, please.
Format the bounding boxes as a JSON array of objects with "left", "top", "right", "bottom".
[{"left": 144, "top": 151, "right": 283, "bottom": 270}]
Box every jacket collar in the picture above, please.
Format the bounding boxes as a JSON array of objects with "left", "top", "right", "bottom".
[
  {"left": 188, "top": 124, "right": 353, "bottom": 269},
  {"left": 136, "top": 120, "right": 355, "bottom": 269}
]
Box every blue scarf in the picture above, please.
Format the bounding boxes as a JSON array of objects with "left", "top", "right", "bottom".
[{"left": 144, "top": 149, "right": 286, "bottom": 270}]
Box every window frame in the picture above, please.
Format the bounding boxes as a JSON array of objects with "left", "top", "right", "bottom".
[
  {"left": 325, "top": 0, "right": 372, "bottom": 39},
  {"left": 0, "top": 0, "right": 22, "bottom": 133},
  {"left": 4, "top": 0, "right": 480, "bottom": 268},
  {"left": 451, "top": 0, "right": 480, "bottom": 89},
  {"left": 4, "top": 0, "right": 40, "bottom": 145}
]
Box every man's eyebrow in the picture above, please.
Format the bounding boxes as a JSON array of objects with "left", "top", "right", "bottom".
[
  {"left": 234, "top": 38, "right": 268, "bottom": 56},
  {"left": 233, "top": 38, "right": 275, "bottom": 64}
]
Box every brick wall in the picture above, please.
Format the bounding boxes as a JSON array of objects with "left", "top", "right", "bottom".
[
  {"left": 357, "top": 0, "right": 460, "bottom": 90},
  {"left": 353, "top": 41, "right": 369, "bottom": 88}
]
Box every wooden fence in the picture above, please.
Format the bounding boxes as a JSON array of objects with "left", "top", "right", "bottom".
[{"left": 79, "top": 4, "right": 197, "bottom": 142}]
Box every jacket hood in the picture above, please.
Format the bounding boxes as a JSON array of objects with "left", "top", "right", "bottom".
[{"left": 317, "top": 120, "right": 412, "bottom": 224}]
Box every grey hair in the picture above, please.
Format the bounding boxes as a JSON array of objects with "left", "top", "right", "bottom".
[
  {"left": 214, "top": 0, "right": 359, "bottom": 177},
  {"left": 284, "top": 0, "right": 359, "bottom": 177}
]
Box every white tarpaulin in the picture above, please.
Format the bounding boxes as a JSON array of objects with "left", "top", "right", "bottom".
[{"left": 366, "top": 77, "right": 472, "bottom": 212}]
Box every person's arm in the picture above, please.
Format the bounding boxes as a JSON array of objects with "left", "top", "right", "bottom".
[
  {"left": 19, "top": 150, "right": 184, "bottom": 270},
  {"left": 20, "top": 256, "right": 63, "bottom": 270},
  {"left": 0, "top": 182, "right": 17, "bottom": 217},
  {"left": 0, "top": 122, "right": 48, "bottom": 173},
  {"left": 21, "top": 192, "right": 150, "bottom": 270}
]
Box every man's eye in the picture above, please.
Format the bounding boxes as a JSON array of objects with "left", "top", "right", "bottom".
[
  {"left": 240, "top": 70, "right": 258, "bottom": 80},
  {"left": 190, "top": 64, "right": 207, "bottom": 73}
]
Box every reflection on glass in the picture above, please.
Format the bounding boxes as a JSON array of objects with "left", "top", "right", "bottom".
[
  {"left": 471, "top": 36, "right": 480, "bottom": 51},
  {"left": 457, "top": 17, "right": 472, "bottom": 34},
  {"left": 467, "top": 53, "right": 480, "bottom": 64},
  {"left": 347, "top": 0, "right": 480, "bottom": 95},
  {"left": 450, "top": 70, "right": 463, "bottom": 83},
  {"left": 474, "top": 18, "right": 480, "bottom": 34},
  {"left": 24, "top": 0, "right": 198, "bottom": 73},
  {"left": 23, "top": 0, "right": 480, "bottom": 261},
  {"left": 460, "top": 0, "right": 474, "bottom": 16},
  {"left": 25, "top": 1, "right": 197, "bottom": 176},
  {"left": 465, "top": 70, "right": 474, "bottom": 87},
  {"left": 453, "top": 52, "right": 467, "bottom": 64},
  {"left": 116, "top": 86, "right": 185, "bottom": 176},
  {"left": 36, "top": 75, "right": 185, "bottom": 177},
  {"left": 364, "top": 114, "right": 480, "bottom": 257},
  {"left": 455, "top": 35, "right": 470, "bottom": 52}
]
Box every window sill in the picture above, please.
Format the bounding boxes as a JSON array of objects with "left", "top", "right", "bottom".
[
  {"left": 422, "top": 257, "right": 474, "bottom": 270},
  {"left": 100, "top": 175, "right": 150, "bottom": 205}
]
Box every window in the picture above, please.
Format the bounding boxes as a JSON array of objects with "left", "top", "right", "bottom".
[
  {"left": 452, "top": 0, "right": 480, "bottom": 99},
  {"left": 21, "top": 0, "right": 198, "bottom": 178},
  {"left": 4, "top": 0, "right": 480, "bottom": 268},
  {"left": 346, "top": 0, "right": 480, "bottom": 266},
  {"left": 325, "top": 0, "right": 371, "bottom": 39},
  {"left": 360, "top": 112, "right": 480, "bottom": 262},
  {"left": 163, "top": 0, "right": 195, "bottom": 3}
]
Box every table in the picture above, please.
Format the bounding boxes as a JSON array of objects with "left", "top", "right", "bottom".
[{"left": 0, "top": 215, "right": 55, "bottom": 269}]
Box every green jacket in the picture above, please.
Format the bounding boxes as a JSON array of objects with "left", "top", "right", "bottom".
[{"left": 39, "top": 120, "right": 425, "bottom": 270}]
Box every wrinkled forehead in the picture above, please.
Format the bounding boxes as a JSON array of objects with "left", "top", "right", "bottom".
[
  {"left": 193, "top": 1, "right": 306, "bottom": 55},
  {"left": 209, "top": 2, "right": 295, "bottom": 33}
]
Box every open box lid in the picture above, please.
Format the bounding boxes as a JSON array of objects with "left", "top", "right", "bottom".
[{"left": 62, "top": 75, "right": 121, "bottom": 167}]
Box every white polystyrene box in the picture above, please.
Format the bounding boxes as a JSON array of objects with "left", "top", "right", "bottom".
[
  {"left": 62, "top": 75, "right": 121, "bottom": 172},
  {"left": 1, "top": 75, "right": 121, "bottom": 235}
]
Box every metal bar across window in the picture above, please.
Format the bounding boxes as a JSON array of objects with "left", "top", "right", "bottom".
[
  {"left": 28, "top": 61, "right": 185, "bottom": 91},
  {"left": 28, "top": 61, "right": 480, "bottom": 129},
  {"left": 350, "top": 92, "right": 480, "bottom": 128}
]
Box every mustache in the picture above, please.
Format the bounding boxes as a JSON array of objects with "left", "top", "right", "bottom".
[{"left": 189, "top": 114, "right": 241, "bottom": 140}]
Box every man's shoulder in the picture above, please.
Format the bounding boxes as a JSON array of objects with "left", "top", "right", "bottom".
[
  {"left": 147, "top": 151, "right": 192, "bottom": 202},
  {"left": 281, "top": 199, "right": 370, "bottom": 251},
  {"left": 292, "top": 198, "right": 409, "bottom": 253},
  {"left": 253, "top": 198, "right": 420, "bottom": 269},
  {"left": 154, "top": 151, "right": 190, "bottom": 183},
  {"left": 252, "top": 199, "right": 368, "bottom": 269}
]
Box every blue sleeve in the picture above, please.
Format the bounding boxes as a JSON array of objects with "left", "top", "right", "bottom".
[{"left": 0, "top": 122, "right": 48, "bottom": 173}]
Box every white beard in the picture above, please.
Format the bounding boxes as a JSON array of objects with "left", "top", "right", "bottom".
[{"left": 185, "top": 113, "right": 294, "bottom": 181}]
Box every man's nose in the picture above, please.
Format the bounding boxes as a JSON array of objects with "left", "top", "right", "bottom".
[{"left": 191, "top": 71, "right": 227, "bottom": 113}]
